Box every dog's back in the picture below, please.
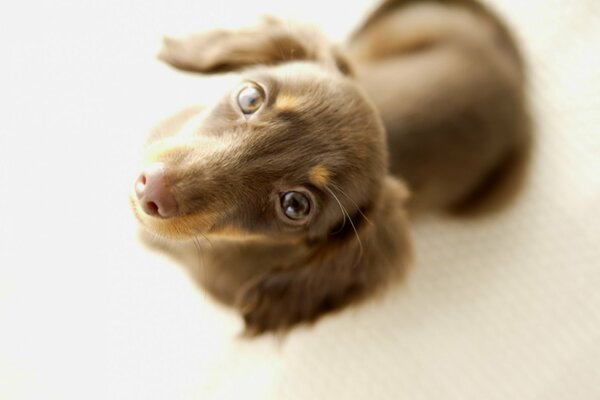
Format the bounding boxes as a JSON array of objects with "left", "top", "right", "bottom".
[{"left": 348, "top": 0, "right": 531, "bottom": 213}]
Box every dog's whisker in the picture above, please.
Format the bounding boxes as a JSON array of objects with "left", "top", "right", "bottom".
[
  {"left": 199, "top": 231, "right": 214, "bottom": 250},
  {"left": 329, "top": 218, "right": 347, "bottom": 235},
  {"left": 178, "top": 219, "right": 208, "bottom": 268},
  {"left": 324, "top": 186, "right": 364, "bottom": 267},
  {"left": 325, "top": 185, "right": 348, "bottom": 234},
  {"left": 194, "top": 236, "right": 208, "bottom": 267},
  {"left": 329, "top": 181, "right": 374, "bottom": 227}
]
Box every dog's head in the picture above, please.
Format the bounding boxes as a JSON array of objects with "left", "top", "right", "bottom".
[{"left": 131, "top": 21, "right": 400, "bottom": 245}]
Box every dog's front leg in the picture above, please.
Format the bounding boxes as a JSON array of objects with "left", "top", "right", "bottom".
[{"left": 238, "top": 263, "right": 365, "bottom": 335}]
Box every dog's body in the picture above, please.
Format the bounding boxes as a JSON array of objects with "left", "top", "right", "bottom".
[
  {"left": 131, "top": 0, "right": 530, "bottom": 334},
  {"left": 349, "top": 0, "right": 529, "bottom": 213}
]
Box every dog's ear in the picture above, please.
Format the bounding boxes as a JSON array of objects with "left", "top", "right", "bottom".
[
  {"left": 158, "top": 17, "right": 353, "bottom": 75},
  {"left": 238, "top": 177, "right": 412, "bottom": 334},
  {"left": 331, "top": 45, "right": 355, "bottom": 77}
]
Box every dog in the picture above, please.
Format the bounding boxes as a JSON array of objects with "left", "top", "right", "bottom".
[{"left": 130, "top": 0, "right": 530, "bottom": 335}]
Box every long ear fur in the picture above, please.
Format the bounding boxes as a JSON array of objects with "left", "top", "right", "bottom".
[
  {"left": 158, "top": 17, "right": 352, "bottom": 75},
  {"left": 237, "top": 177, "right": 412, "bottom": 335}
]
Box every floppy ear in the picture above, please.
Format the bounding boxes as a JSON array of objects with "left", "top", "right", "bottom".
[
  {"left": 237, "top": 177, "right": 412, "bottom": 335},
  {"left": 158, "top": 17, "right": 353, "bottom": 75}
]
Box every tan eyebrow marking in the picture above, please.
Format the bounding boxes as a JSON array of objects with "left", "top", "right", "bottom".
[
  {"left": 308, "top": 164, "right": 331, "bottom": 188},
  {"left": 275, "top": 93, "right": 301, "bottom": 111}
]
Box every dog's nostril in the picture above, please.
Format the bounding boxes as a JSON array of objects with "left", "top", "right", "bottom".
[
  {"left": 145, "top": 201, "right": 159, "bottom": 216},
  {"left": 134, "top": 163, "right": 179, "bottom": 218}
]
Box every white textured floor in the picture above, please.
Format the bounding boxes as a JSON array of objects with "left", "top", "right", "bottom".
[{"left": 1, "top": 1, "right": 599, "bottom": 399}]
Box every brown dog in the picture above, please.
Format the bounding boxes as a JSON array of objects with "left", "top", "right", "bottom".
[{"left": 130, "top": 0, "right": 530, "bottom": 334}]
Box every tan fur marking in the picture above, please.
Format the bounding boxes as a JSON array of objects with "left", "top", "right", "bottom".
[
  {"left": 143, "top": 136, "right": 229, "bottom": 164},
  {"left": 143, "top": 139, "right": 185, "bottom": 164},
  {"left": 208, "top": 225, "right": 252, "bottom": 238},
  {"left": 308, "top": 164, "right": 331, "bottom": 188},
  {"left": 275, "top": 94, "right": 301, "bottom": 111}
]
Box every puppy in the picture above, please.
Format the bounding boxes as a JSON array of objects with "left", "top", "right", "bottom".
[{"left": 130, "top": 0, "right": 530, "bottom": 334}]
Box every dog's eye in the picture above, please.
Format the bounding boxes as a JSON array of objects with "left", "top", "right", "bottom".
[
  {"left": 237, "top": 85, "right": 264, "bottom": 115},
  {"left": 280, "top": 191, "right": 311, "bottom": 220}
]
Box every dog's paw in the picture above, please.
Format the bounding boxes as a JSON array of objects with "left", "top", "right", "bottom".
[
  {"left": 237, "top": 271, "right": 313, "bottom": 336},
  {"left": 236, "top": 268, "right": 363, "bottom": 336}
]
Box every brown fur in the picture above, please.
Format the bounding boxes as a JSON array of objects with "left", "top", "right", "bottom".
[
  {"left": 132, "top": 0, "right": 531, "bottom": 334},
  {"left": 348, "top": 0, "right": 530, "bottom": 212}
]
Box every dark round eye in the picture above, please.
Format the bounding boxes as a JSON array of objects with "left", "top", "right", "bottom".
[
  {"left": 280, "top": 191, "right": 311, "bottom": 220},
  {"left": 237, "top": 85, "right": 264, "bottom": 115}
]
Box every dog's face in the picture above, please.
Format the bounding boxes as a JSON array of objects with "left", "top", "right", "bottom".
[{"left": 131, "top": 62, "right": 387, "bottom": 241}]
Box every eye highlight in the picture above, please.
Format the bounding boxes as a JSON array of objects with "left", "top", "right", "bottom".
[
  {"left": 280, "top": 191, "right": 311, "bottom": 221},
  {"left": 237, "top": 84, "right": 264, "bottom": 115}
]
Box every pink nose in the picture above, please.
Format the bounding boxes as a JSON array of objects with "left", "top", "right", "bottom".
[{"left": 135, "top": 163, "right": 178, "bottom": 218}]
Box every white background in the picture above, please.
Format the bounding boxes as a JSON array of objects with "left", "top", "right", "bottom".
[{"left": 0, "top": 0, "right": 599, "bottom": 399}]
